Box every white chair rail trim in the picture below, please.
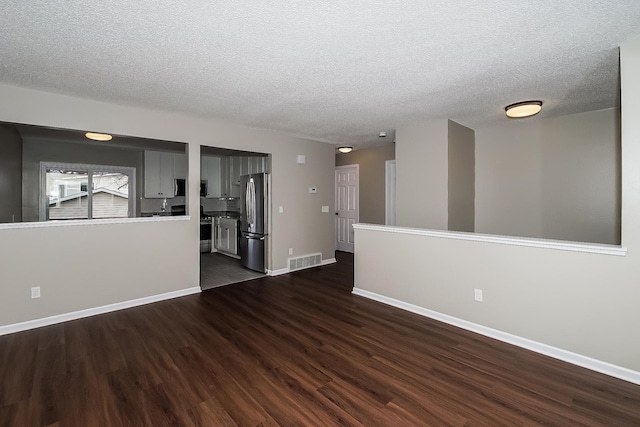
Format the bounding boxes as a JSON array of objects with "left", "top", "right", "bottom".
[{"left": 352, "top": 223, "right": 626, "bottom": 257}]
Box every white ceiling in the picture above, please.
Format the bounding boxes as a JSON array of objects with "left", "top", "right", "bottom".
[{"left": 1, "top": 1, "right": 639, "bottom": 148}]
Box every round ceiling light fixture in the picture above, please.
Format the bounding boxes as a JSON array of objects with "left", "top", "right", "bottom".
[
  {"left": 338, "top": 146, "right": 353, "bottom": 153},
  {"left": 85, "top": 132, "right": 113, "bottom": 141},
  {"left": 505, "top": 101, "right": 542, "bottom": 119},
  {"left": 379, "top": 132, "right": 387, "bottom": 138}
]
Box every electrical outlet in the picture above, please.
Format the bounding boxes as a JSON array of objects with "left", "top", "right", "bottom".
[
  {"left": 31, "top": 286, "right": 41, "bottom": 299},
  {"left": 308, "top": 187, "right": 317, "bottom": 194},
  {"left": 278, "top": 206, "right": 284, "bottom": 213},
  {"left": 474, "top": 289, "right": 483, "bottom": 302},
  {"left": 321, "top": 205, "right": 329, "bottom": 213},
  {"left": 288, "top": 248, "right": 293, "bottom": 255}
]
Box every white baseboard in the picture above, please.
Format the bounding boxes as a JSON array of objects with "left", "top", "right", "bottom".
[
  {"left": 0, "top": 287, "right": 202, "bottom": 336},
  {"left": 352, "top": 288, "right": 640, "bottom": 386},
  {"left": 268, "top": 267, "right": 289, "bottom": 276},
  {"left": 268, "top": 257, "right": 336, "bottom": 276}
]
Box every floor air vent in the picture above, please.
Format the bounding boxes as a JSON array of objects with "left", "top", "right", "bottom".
[{"left": 289, "top": 253, "right": 323, "bottom": 272}]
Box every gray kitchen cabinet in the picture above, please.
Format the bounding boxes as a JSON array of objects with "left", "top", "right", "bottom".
[
  {"left": 229, "top": 156, "right": 242, "bottom": 197},
  {"left": 215, "top": 217, "right": 238, "bottom": 256},
  {"left": 144, "top": 151, "right": 175, "bottom": 198},
  {"left": 220, "top": 157, "right": 230, "bottom": 197},
  {"left": 239, "top": 156, "right": 250, "bottom": 178},
  {"left": 173, "top": 152, "right": 187, "bottom": 179},
  {"left": 201, "top": 155, "right": 221, "bottom": 198},
  {"left": 248, "top": 156, "right": 263, "bottom": 174},
  {"left": 231, "top": 157, "right": 242, "bottom": 184},
  {"left": 217, "top": 155, "right": 267, "bottom": 199}
]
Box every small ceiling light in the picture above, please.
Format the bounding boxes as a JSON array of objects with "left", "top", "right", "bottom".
[
  {"left": 338, "top": 146, "right": 353, "bottom": 153},
  {"left": 505, "top": 101, "right": 543, "bottom": 119},
  {"left": 379, "top": 132, "right": 387, "bottom": 138},
  {"left": 85, "top": 132, "right": 113, "bottom": 141}
]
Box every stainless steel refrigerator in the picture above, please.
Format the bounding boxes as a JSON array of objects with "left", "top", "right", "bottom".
[{"left": 239, "top": 173, "right": 269, "bottom": 272}]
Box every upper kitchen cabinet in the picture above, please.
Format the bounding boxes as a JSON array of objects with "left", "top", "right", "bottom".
[
  {"left": 249, "top": 156, "right": 266, "bottom": 174},
  {"left": 237, "top": 156, "right": 267, "bottom": 177},
  {"left": 207, "top": 155, "right": 268, "bottom": 198},
  {"left": 239, "top": 156, "right": 250, "bottom": 178},
  {"left": 228, "top": 156, "right": 267, "bottom": 198},
  {"left": 144, "top": 151, "right": 175, "bottom": 198},
  {"left": 220, "top": 157, "right": 231, "bottom": 197},
  {"left": 201, "top": 155, "right": 221, "bottom": 198},
  {"left": 173, "top": 152, "right": 187, "bottom": 179},
  {"left": 229, "top": 157, "right": 242, "bottom": 197}
]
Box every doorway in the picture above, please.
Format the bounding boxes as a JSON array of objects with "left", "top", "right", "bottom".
[
  {"left": 200, "top": 149, "right": 270, "bottom": 289},
  {"left": 335, "top": 165, "right": 359, "bottom": 253}
]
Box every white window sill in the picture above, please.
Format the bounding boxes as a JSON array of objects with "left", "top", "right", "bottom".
[{"left": 0, "top": 215, "right": 192, "bottom": 230}]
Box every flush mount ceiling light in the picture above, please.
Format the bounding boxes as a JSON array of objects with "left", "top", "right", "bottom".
[
  {"left": 505, "top": 101, "right": 543, "bottom": 119},
  {"left": 338, "top": 146, "right": 353, "bottom": 153},
  {"left": 85, "top": 132, "right": 113, "bottom": 141},
  {"left": 379, "top": 132, "right": 387, "bottom": 138}
]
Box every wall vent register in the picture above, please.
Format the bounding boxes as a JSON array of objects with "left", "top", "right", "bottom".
[{"left": 288, "top": 253, "right": 322, "bottom": 271}]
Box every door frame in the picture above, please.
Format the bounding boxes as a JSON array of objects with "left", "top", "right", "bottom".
[
  {"left": 385, "top": 160, "right": 396, "bottom": 226},
  {"left": 335, "top": 164, "right": 359, "bottom": 252}
]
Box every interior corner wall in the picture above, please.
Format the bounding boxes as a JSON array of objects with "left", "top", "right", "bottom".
[
  {"left": 475, "top": 108, "right": 620, "bottom": 244},
  {"left": 395, "top": 119, "right": 449, "bottom": 230},
  {"left": 447, "top": 120, "right": 475, "bottom": 232},
  {"left": 0, "top": 123, "right": 22, "bottom": 223},
  {"left": 353, "top": 34, "right": 640, "bottom": 373},
  {"left": 335, "top": 144, "right": 395, "bottom": 224}
]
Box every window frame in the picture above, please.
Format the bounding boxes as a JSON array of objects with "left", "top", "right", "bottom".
[{"left": 39, "top": 161, "right": 136, "bottom": 221}]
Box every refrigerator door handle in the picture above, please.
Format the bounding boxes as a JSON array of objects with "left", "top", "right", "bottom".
[{"left": 244, "top": 235, "right": 265, "bottom": 241}]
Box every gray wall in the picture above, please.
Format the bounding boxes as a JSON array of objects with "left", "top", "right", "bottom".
[
  {"left": 0, "top": 124, "right": 22, "bottom": 223},
  {"left": 335, "top": 144, "right": 395, "bottom": 224},
  {"left": 0, "top": 82, "right": 335, "bottom": 328},
  {"left": 396, "top": 119, "right": 449, "bottom": 229},
  {"left": 21, "top": 138, "right": 145, "bottom": 222},
  {"left": 448, "top": 121, "right": 475, "bottom": 232},
  {"left": 395, "top": 119, "right": 475, "bottom": 232},
  {"left": 476, "top": 108, "right": 620, "bottom": 244}
]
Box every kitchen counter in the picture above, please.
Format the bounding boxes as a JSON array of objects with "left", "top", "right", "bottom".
[
  {"left": 140, "top": 211, "right": 173, "bottom": 217},
  {"left": 204, "top": 210, "right": 239, "bottom": 219}
]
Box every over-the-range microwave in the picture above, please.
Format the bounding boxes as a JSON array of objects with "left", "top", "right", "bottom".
[{"left": 174, "top": 179, "right": 208, "bottom": 197}]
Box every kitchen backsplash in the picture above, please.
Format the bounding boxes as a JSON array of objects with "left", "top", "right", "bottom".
[
  {"left": 140, "top": 196, "right": 239, "bottom": 214},
  {"left": 140, "top": 196, "right": 185, "bottom": 213},
  {"left": 201, "top": 198, "right": 239, "bottom": 212}
]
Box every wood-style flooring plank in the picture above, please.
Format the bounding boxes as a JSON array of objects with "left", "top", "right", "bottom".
[{"left": 1, "top": 251, "right": 640, "bottom": 426}]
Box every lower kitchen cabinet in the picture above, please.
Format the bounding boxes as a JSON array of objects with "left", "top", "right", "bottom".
[{"left": 215, "top": 218, "right": 239, "bottom": 257}]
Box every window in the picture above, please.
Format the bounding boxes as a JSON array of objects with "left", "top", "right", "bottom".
[{"left": 40, "top": 162, "right": 136, "bottom": 221}]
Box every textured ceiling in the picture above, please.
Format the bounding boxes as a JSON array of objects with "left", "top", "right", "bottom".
[{"left": 1, "top": 1, "right": 640, "bottom": 148}]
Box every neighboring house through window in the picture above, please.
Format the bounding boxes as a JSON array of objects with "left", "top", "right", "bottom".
[{"left": 40, "top": 162, "right": 136, "bottom": 221}]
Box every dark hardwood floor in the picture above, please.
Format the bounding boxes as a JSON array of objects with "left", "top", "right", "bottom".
[{"left": 1, "top": 251, "right": 639, "bottom": 426}]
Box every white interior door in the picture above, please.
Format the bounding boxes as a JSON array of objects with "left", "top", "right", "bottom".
[
  {"left": 335, "top": 165, "right": 359, "bottom": 253},
  {"left": 385, "top": 160, "right": 396, "bottom": 225}
]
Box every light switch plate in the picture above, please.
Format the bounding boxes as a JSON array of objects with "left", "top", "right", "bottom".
[
  {"left": 321, "top": 206, "right": 329, "bottom": 213},
  {"left": 278, "top": 206, "right": 284, "bottom": 213}
]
